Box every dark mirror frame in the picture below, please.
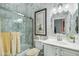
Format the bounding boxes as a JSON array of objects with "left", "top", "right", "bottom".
[{"left": 34, "top": 8, "right": 47, "bottom": 36}]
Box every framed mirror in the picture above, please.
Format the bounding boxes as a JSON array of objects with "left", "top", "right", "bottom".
[
  {"left": 51, "top": 11, "right": 70, "bottom": 34},
  {"left": 35, "top": 8, "right": 47, "bottom": 36}
]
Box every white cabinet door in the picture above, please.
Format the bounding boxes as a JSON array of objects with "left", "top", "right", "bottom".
[
  {"left": 44, "top": 44, "right": 57, "bottom": 56},
  {"left": 56, "top": 47, "right": 62, "bottom": 56},
  {"left": 61, "top": 48, "right": 79, "bottom": 56}
]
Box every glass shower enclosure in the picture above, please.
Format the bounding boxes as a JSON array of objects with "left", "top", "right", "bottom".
[{"left": 0, "top": 6, "right": 33, "bottom": 55}]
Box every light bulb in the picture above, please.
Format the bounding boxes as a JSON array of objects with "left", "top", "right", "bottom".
[
  {"left": 53, "top": 8, "right": 57, "bottom": 14},
  {"left": 58, "top": 6, "right": 63, "bottom": 13},
  {"left": 65, "top": 5, "right": 69, "bottom": 9},
  {"left": 58, "top": 5, "right": 62, "bottom": 10},
  {"left": 58, "top": 4, "right": 63, "bottom": 13},
  {"left": 53, "top": 8, "right": 56, "bottom": 12}
]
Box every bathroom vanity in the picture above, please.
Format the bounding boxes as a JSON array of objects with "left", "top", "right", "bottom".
[
  {"left": 34, "top": 3, "right": 79, "bottom": 56},
  {"left": 34, "top": 38, "right": 79, "bottom": 56}
]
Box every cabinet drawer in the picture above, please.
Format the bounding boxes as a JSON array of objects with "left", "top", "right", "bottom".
[
  {"left": 62, "top": 52, "right": 76, "bottom": 56},
  {"left": 62, "top": 48, "right": 79, "bottom": 56}
]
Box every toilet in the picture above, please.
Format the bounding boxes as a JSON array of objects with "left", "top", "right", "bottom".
[{"left": 26, "top": 48, "right": 40, "bottom": 56}]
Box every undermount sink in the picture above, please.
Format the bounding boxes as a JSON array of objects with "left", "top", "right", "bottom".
[
  {"left": 53, "top": 40, "right": 69, "bottom": 45},
  {"left": 45, "top": 39, "right": 68, "bottom": 45},
  {"left": 56, "top": 41, "right": 68, "bottom": 45}
]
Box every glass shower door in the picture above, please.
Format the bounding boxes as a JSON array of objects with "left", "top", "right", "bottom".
[{"left": 0, "top": 7, "right": 33, "bottom": 55}]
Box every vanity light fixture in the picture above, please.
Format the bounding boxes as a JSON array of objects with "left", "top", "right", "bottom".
[
  {"left": 52, "top": 3, "right": 70, "bottom": 14},
  {"left": 52, "top": 3, "right": 63, "bottom": 14}
]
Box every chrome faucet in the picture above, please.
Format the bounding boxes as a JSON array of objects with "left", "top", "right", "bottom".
[{"left": 57, "top": 34, "right": 62, "bottom": 41}]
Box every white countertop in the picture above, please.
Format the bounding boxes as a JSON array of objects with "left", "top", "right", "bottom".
[{"left": 35, "top": 39, "right": 79, "bottom": 51}]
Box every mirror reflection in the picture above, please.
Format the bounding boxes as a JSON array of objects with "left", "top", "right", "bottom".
[{"left": 54, "top": 19, "right": 65, "bottom": 34}]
